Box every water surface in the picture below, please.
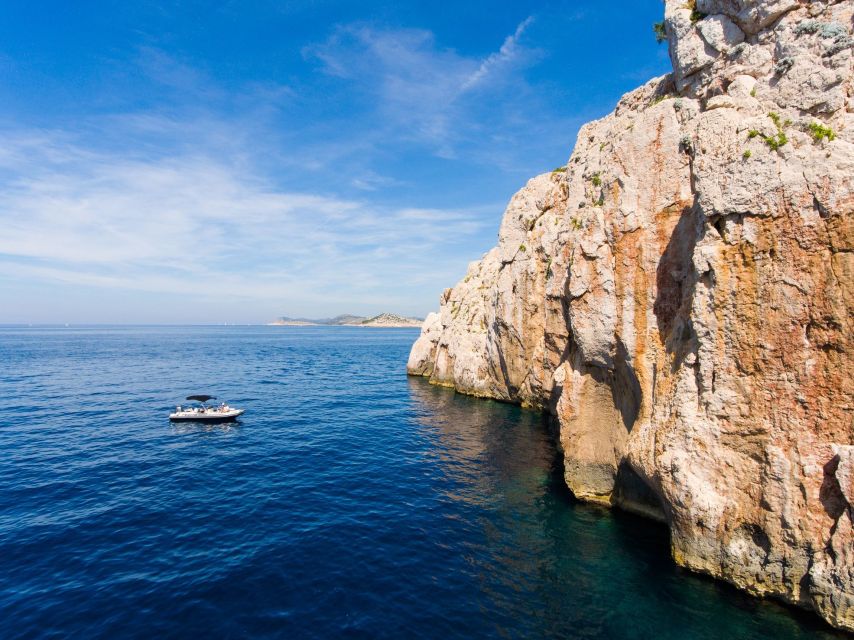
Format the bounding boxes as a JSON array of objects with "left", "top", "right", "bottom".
[{"left": 0, "top": 326, "right": 843, "bottom": 638}]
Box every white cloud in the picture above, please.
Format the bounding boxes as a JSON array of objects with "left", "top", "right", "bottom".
[
  {"left": 460, "top": 17, "right": 534, "bottom": 91},
  {"left": 0, "top": 127, "right": 497, "bottom": 319},
  {"left": 303, "top": 17, "right": 537, "bottom": 157},
  {"left": 0, "top": 18, "right": 587, "bottom": 322},
  {"left": 349, "top": 170, "right": 402, "bottom": 192}
]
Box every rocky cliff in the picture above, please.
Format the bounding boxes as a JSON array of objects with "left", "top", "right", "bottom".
[{"left": 408, "top": 0, "right": 854, "bottom": 631}]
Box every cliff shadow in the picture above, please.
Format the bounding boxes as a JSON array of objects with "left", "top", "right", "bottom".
[
  {"left": 613, "top": 340, "right": 642, "bottom": 433},
  {"left": 653, "top": 202, "right": 703, "bottom": 358},
  {"left": 819, "top": 453, "right": 848, "bottom": 521},
  {"left": 611, "top": 460, "right": 669, "bottom": 523}
]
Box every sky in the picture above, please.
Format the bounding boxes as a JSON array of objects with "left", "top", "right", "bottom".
[{"left": 0, "top": 0, "right": 670, "bottom": 324}]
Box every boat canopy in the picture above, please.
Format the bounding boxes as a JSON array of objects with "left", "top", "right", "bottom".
[{"left": 186, "top": 395, "right": 216, "bottom": 402}]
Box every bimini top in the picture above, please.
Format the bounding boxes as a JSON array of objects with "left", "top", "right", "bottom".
[{"left": 186, "top": 395, "right": 216, "bottom": 402}]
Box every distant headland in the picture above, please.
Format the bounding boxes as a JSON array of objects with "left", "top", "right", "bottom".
[{"left": 268, "top": 313, "right": 423, "bottom": 328}]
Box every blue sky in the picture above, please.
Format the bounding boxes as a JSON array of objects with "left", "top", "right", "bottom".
[{"left": 0, "top": 0, "right": 670, "bottom": 324}]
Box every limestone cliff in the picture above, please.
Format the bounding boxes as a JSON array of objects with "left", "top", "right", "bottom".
[{"left": 408, "top": 0, "right": 854, "bottom": 631}]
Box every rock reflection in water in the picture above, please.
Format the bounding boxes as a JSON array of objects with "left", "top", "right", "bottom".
[
  {"left": 407, "top": 377, "right": 558, "bottom": 509},
  {"left": 404, "top": 377, "right": 845, "bottom": 640}
]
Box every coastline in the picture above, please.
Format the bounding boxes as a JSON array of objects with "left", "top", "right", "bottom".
[{"left": 267, "top": 322, "right": 422, "bottom": 328}]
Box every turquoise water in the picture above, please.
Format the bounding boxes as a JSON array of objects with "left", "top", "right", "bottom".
[{"left": 0, "top": 325, "right": 844, "bottom": 638}]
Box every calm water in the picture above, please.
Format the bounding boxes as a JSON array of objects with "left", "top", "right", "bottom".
[{"left": 0, "top": 326, "right": 844, "bottom": 639}]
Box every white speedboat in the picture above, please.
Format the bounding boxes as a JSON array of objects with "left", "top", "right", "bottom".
[{"left": 169, "top": 395, "right": 245, "bottom": 422}]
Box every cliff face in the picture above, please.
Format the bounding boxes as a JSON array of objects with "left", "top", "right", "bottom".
[{"left": 408, "top": 0, "right": 854, "bottom": 631}]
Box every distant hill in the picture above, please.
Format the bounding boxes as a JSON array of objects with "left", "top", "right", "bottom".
[
  {"left": 327, "top": 314, "right": 367, "bottom": 325},
  {"left": 359, "top": 313, "right": 423, "bottom": 327},
  {"left": 268, "top": 313, "right": 423, "bottom": 327}
]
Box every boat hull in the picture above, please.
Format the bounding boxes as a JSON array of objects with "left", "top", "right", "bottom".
[{"left": 169, "top": 409, "right": 245, "bottom": 422}]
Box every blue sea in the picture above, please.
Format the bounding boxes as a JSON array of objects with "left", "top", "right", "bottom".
[{"left": 0, "top": 326, "right": 845, "bottom": 639}]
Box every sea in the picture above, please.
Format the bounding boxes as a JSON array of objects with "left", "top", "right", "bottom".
[{"left": 0, "top": 325, "right": 845, "bottom": 639}]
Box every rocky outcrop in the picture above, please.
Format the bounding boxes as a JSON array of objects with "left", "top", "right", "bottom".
[
  {"left": 408, "top": 0, "right": 854, "bottom": 631},
  {"left": 270, "top": 312, "right": 422, "bottom": 327}
]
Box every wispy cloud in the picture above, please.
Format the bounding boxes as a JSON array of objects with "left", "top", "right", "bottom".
[
  {"left": 303, "top": 17, "right": 538, "bottom": 158},
  {"left": 0, "top": 10, "right": 608, "bottom": 322},
  {"left": 349, "top": 170, "right": 403, "bottom": 192},
  {"left": 0, "top": 125, "right": 497, "bottom": 318},
  {"left": 460, "top": 17, "right": 534, "bottom": 91}
]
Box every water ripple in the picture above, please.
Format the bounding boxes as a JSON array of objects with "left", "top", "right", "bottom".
[{"left": 0, "top": 326, "right": 844, "bottom": 639}]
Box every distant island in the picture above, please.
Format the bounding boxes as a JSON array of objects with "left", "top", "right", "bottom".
[{"left": 268, "top": 313, "right": 423, "bottom": 328}]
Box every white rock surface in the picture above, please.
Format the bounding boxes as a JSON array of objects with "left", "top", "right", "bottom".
[{"left": 698, "top": 14, "right": 745, "bottom": 52}]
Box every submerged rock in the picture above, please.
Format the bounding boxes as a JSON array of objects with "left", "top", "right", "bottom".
[{"left": 408, "top": 0, "right": 854, "bottom": 631}]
